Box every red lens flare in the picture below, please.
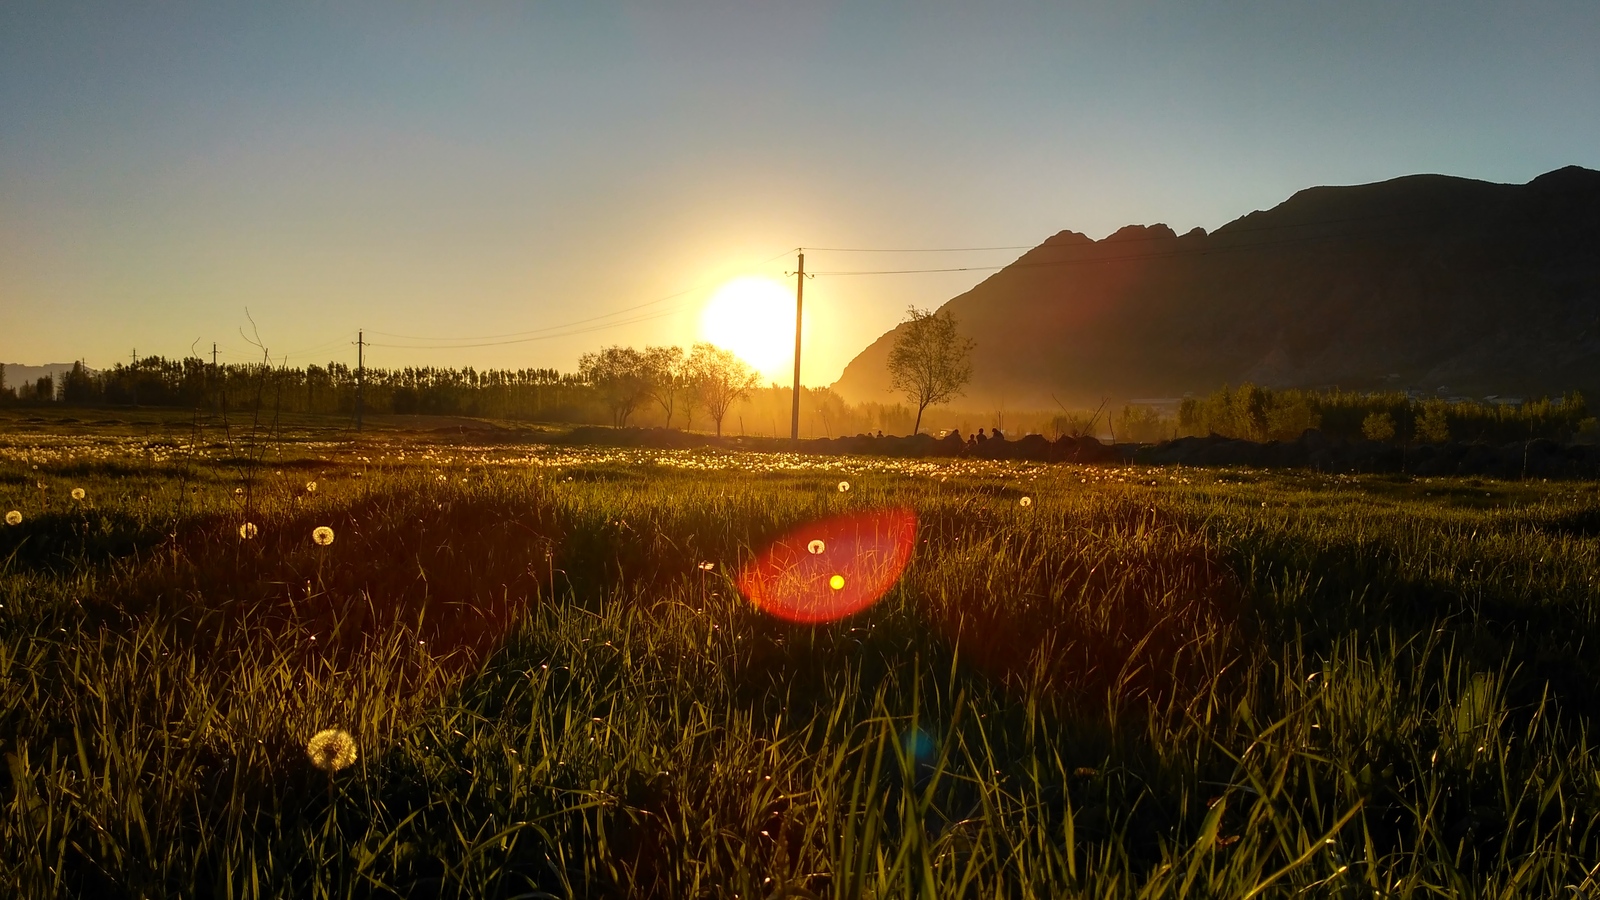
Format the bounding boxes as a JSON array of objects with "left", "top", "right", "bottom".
[{"left": 737, "top": 508, "right": 918, "bottom": 623}]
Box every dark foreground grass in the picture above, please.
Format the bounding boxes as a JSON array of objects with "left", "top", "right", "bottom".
[{"left": 3, "top": 430, "right": 1600, "bottom": 897}]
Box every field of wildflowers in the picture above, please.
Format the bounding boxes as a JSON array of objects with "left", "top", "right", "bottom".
[{"left": 3, "top": 417, "right": 1600, "bottom": 897}]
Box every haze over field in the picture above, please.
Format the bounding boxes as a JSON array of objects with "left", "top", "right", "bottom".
[{"left": 3, "top": 3, "right": 1599, "bottom": 390}]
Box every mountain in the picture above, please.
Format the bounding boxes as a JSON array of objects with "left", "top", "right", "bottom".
[
  {"left": 830, "top": 166, "right": 1600, "bottom": 409},
  {"left": 1, "top": 363, "right": 80, "bottom": 391}
]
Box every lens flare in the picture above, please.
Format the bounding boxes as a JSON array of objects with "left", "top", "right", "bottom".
[{"left": 737, "top": 508, "right": 916, "bottom": 623}]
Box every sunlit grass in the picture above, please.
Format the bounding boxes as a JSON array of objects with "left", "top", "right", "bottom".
[{"left": 2, "top": 427, "right": 1599, "bottom": 896}]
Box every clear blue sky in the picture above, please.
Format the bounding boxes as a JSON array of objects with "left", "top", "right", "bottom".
[{"left": 3, "top": 2, "right": 1597, "bottom": 384}]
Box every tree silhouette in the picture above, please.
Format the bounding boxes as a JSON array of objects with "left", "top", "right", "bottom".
[
  {"left": 686, "top": 343, "right": 759, "bottom": 437},
  {"left": 642, "top": 345, "right": 686, "bottom": 430},
  {"left": 887, "top": 306, "right": 975, "bottom": 435},
  {"left": 579, "top": 346, "right": 651, "bottom": 427}
]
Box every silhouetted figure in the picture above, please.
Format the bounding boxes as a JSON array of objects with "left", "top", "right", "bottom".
[
  {"left": 876, "top": 430, "right": 884, "bottom": 438},
  {"left": 975, "top": 428, "right": 988, "bottom": 444},
  {"left": 991, "top": 427, "right": 1005, "bottom": 441}
]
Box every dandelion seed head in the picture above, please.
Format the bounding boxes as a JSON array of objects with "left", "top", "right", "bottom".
[
  {"left": 312, "top": 525, "right": 335, "bottom": 546},
  {"left": 239, "top": 522, "right": 258, "bottom": 540},
  {"left": 1019, "top": 496, "right": 1032, "bottom": 507},
  {"left": 70, "top": 487, "right": 86, "bottom": 501},
  {"left": 234, "top": 487, "right": 244, "bottom": 496},
  {"left": 305, "top": 481, "right": 317, "bottom": 493},
  {"left": 306, "top": 728, "right": 358, "bottom": 772},
  {"left": 837, "top": 481, "right": 850, "bottom": 493},
  {"left": 808, "top": 539, "right": 826, "bottom": 555},
  {"left": 4, "top": 510, "right": 20, "bottom": 526},
  {"left": 697, "top": 561, "right": 715, "bottom": 571}
]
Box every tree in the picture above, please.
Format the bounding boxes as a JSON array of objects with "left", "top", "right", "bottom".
[
  {"left": 1415, "top": 402, "right": 1450, "bottom": 443},
  {"left": 1362, "top": 411, "right": 1396, "bottom": 442},
  {"left": 642, "top": 345, "right": 686, "bottom": 429},
  {"left": 887, "top": 306, "right": 974, "bottom": 434},
  {"left": 685, "top": 342, "right": 759, "bottom": 437},
  {"left": 579, "top": 346, "right": 651, "bottom": 428}
]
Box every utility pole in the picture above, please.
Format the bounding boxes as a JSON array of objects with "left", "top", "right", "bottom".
[
  {"left": 130, "top": 348, "right": 137, "bottom": 406},
  {"left": 790, "top": 250, "right": 804, "bottom": 442},
  {"left": 211, "top": 342, "right": 219, "bottom": 415},
  {"left": 356, "top": 330, "right": 365, "bottom": 432}
]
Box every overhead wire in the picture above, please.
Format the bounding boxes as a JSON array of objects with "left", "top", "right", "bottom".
[
  {"left": 809, "top": 213, "right": 1460, "bottom": 276},
  {"left": 370, "top": 246, "right": 800, "bottom": 348},
  {"left": 236, "top": 206, "right": 1469, "bottom": 354}
]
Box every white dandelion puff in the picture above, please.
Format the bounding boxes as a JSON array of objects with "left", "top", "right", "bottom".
[
  {"left": 71, "top": 488, "right": 86, "bottom": 501},
  {"left": 306, "top": 728, "right": 358, "bottom": 772},
  {"left": 1019, "top": 496, "right": 1032, "bottom": 507},
  {"left": 305, "top": 481, "right": 317, "bottom": 493},
  {"left": 312, "top": 526, "right": 335, "bottom": 546},
  {"left": 239, "top": 522, "right": 258, "bottom": 540},
  {"left": 4, "top": 510, "right": 20, "bottom": 526},
  {"left": 837, "top": 481, "right": 851, "bottom": 493},
  {"left": 808, "top": 539, "right": 826, "bottom": 555}
]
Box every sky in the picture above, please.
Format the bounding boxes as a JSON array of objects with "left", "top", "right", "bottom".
[{"left": 3, "top": 2, "right": 1598, "bottom": 385}]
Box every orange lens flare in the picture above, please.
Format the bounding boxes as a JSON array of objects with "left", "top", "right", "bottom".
[{"left": 737, "top": 508, "right": 917, "bottom": 623}]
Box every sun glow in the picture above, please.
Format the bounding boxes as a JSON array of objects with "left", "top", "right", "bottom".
[{"left": 699, "top": 277, "right": 798, "bottom": 380}]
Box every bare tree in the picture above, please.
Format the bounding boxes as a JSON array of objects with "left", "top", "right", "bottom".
[
  {"left": 579, "top": 345, "right": 651, "bottom": 428},
  {"left": 642, "top": 345, "right": 686, "bottom": 429},
  {"left": 685, "top": 342, "right": 759, "bottom": 437},
  {"left": 887, "top": 306, "right": 975, "bottom": 434}
]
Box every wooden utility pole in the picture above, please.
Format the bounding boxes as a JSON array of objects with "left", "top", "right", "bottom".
[
  {"left": 356, "top": 330, "right": 365, "bottom": 432},
  {"left": 791, "top": 250, "right": 804, "bottom": 442}
]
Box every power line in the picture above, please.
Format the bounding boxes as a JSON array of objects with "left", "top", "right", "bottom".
[
  {"left": 809, "top": 215, "right": 1459, "bottom": 276},
  {"left": 803, "top": 205, "right": 1455, "bottom": 264},
  {"left": 367, "top": 304, "right": 693, "bottom": 350},
  {"left": 371, "top": 247, "right": 799, "bottom": 346},
  {"left": 804, "top": 243, "right": 1038, "bottom": 253}
]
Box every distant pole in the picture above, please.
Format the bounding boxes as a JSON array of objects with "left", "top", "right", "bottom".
[
  {"left": 211, "top": 343, "right": 217, "bottom": 368},
  {"left": 790, "top": 250, "right": 804, "bottom": 442},
  {"left": 356, "top": 330, "right": 365, "bottom": 432},
  {"left": 131, "top": 348, "right": 137, "bottom": 406}
]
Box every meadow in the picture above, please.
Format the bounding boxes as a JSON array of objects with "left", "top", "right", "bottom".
[{"left": 3, "top": 416, "right": 1600, "bottom": 897}]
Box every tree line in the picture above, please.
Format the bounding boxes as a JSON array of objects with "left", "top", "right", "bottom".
[
  {"left": 1176, "top": 383, "right": 1594, "bottom": 444},
  {"left": 0, "top": 353, "right": 925, "bottom": 437}
]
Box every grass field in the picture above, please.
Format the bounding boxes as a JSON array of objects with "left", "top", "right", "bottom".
[{"left": 4, "top": 418, "right": 1600, "bottom": 897}]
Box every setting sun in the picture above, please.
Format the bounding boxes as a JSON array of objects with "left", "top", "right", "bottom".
[{"left": 699, "top": 277, "right": 799, "bottom": 380}]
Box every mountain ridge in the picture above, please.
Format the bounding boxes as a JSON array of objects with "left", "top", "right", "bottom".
[{"left": 830, "top": 166, "right": 1600, "bottom": 409}]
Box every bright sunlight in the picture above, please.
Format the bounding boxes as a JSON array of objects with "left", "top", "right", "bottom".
[{"left": 699, "top": 277, "right": 797, "bottom": 380}]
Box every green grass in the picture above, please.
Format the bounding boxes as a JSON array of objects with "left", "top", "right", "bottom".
[{"left": 3, "top": 424, "right": 1600, "bottom": 897}]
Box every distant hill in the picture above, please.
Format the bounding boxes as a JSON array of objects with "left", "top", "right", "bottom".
[
  {"left": 831, "top": 166, "right": 1600, "bottom": 409},
  {"left": 1, "top": 363, "right": 80, "bottom": 391}
]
